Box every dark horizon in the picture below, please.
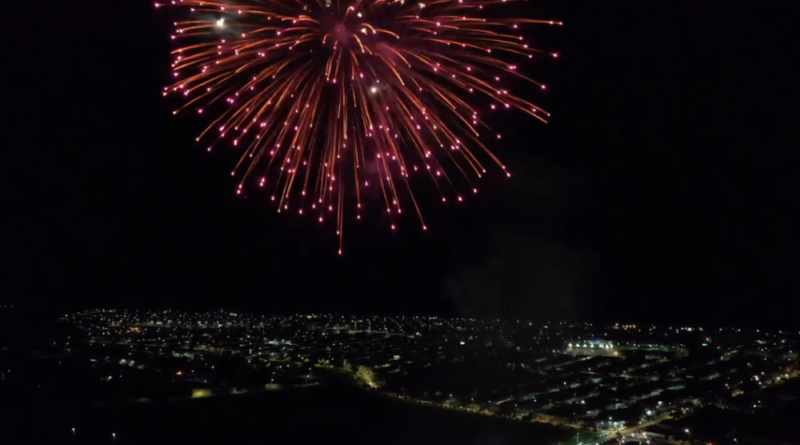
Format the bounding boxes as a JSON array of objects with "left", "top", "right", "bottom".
[{"left": 5, "top": 1, "right": 796, "bottom": 327}]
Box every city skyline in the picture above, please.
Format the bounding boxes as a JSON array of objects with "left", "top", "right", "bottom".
[{"left": 4, "top": 309, "right": 796, "bottom": 443}]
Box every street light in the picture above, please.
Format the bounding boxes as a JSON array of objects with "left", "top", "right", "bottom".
[
  {"left": 112, "top": 432, "right": 116, "bottom": 444},
  {"left": 685, "top": 429, "right": 691, "bottom": 443},
  {"left": 71, "top": 428, "right": 75, "bottom": 437}
]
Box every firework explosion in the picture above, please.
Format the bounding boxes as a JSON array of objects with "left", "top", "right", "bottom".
[{"left": 159, "top": 0, "right": 560, "bottom": 254}]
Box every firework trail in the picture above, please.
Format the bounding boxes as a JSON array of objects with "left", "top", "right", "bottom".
[{"left": 158, "top": 0, "right": 561, "bottom": 254}]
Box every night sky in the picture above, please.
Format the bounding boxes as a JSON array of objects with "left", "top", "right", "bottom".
[{"left": 5, "top": 1, "right": 796, "bottom": 326}]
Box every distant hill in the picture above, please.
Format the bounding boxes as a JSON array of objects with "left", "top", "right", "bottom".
[{"left": 0, "top": 308, "right": 72, "bottom": 350}]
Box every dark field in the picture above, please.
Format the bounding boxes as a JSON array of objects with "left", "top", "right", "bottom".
[{"left": 2, "top": 381, "right": 573, "bottom": 445}]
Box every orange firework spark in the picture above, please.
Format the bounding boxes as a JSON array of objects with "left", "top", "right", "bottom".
[{"left": 158, "top": 0, "right": 561, "bottom": 254}]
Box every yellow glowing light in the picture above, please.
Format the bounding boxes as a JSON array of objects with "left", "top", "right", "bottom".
[{"left": 191, "top": 389, "right": 213, "bottom": 398}]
